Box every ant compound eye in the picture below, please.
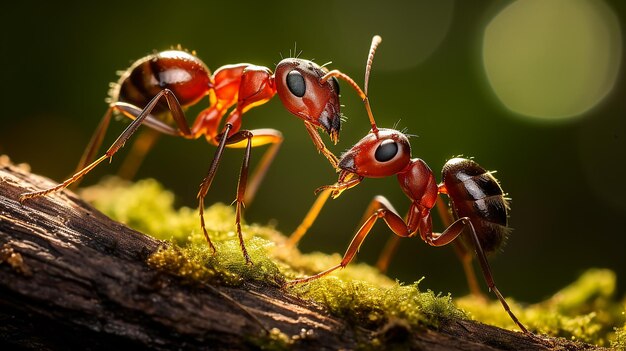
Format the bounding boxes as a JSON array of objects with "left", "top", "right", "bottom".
[
  {"left": 286, "top": 70, "right": 306, "bottom": 97},
  {"left": 374, "top": 139, "right": 399, "bottom": 162},
  {"left": 330, "top": 76, "right": 340, "bottom": 95}
]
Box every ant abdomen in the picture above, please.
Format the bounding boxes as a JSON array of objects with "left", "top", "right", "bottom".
[
  {"left": 442, "top": 157, "right": 510, "bottom": 252},
  {"left": 110, "top": 50, "right": 212, "bottom": 114}
]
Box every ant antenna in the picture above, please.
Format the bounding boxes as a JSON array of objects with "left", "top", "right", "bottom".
[
  {"left": 363, "top": 35, "right": 381, "bottom": 134},
  {"left": 364, "top": 35, "right": 381, "bottom": 97},
  {"left": 319, "top": 35, "right": 382, "bottom": 134}
]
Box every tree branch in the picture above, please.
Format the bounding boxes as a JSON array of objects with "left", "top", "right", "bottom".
[{"left": 0, "top": 157, "right": 607, "bottom": 350}]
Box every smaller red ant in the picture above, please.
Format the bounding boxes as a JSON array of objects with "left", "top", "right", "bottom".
[
  {"left": 285, "top": 43, "right": 529, "bottom": 334},
  {"left": 19, "top": 41, "right": 372, "bottom": 264}
]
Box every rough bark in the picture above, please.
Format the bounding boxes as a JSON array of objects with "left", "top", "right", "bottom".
[{"left": 0, "top": 157, "right": 607, "bottom": 350}]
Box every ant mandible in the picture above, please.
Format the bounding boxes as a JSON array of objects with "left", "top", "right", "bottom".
[
  {"left": 19, "top": 41, "right": 372, "bottom": 265},
  {"left": 284, "top": 45, "right": 530, "bottom": 334}
]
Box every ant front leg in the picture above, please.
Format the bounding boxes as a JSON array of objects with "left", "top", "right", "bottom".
[
  {"left": 196, "top": 126, "right": 283, "bottom": 264},
  {"left": 285, "top": 195, "right": 412, "bottom": 286},
  {"left": 20, "top": 90, "right": 194, "bottom": 201},
  {"left": 424, "top": 217, "right": 529, "bottom": 333},
  {"left": 303, "top": 121, "right": 339, "bottom": 169},
  {"left": 286, "top": 188, "right": 332, "bottom": 247},
  {"left": 286, "top": 173, "right": 363, "bottom": 247}
]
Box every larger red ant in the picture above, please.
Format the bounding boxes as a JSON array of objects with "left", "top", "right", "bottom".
[
  {"left": 19, "top": 42, "right": 371, "bottom": 265},
  {"left": 285, "top": 41, "right": 530, "bottom": 334}
]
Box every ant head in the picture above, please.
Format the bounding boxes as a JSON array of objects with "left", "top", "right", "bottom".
[
  {"left": 275, "top": 59, "right": 341, "bottom": 143},
  {"left": 338, "top": 128, "right": 411, "bottom": 178}
]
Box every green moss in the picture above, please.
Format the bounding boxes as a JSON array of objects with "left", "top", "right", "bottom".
[
  {"left": 249, "top": 328, "right": 293, "bottom": 350},
  {"left": 613, "top": 322, "right": 626, "bottom": 350},
  {"left": 81, "top": 178, "right": 625, "bottom": 346},
  {"left": 82, "top": 177, "right": 286, "bottom": 287},
  {"left": 456, "top": 269, "right": 626, "bottom": 346}
]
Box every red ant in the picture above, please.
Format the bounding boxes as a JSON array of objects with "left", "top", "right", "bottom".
[
  {"left": 285, "top": 42, "right": 530, "bottom": 334},
  {"left": 19, "top": 43, "right": 372, "bottom": 265}
]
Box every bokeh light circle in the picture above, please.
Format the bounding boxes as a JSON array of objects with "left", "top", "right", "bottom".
[{"left": 482, "top": 0, "right": 622, "bottom": 120}]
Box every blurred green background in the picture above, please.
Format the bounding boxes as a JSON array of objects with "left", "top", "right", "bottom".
[{"left": 1, "top": 0, "right": 624, "bottom": 302}]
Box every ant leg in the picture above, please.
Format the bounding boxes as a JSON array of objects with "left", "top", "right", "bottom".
[
  {"left": 112, "top": 100, "right": 192, "bottom": 137},
  {"left": 287, "top": 188, "right": 332, "bottom": 247},
  {"left": 452, "top": 241, "right": 485, "bottom": 299},
  {"left": 104, "top": 96, "right": 197, "bottom": 180},
  {"left": 427, "top": 218, "right": 529, "bottom": 333},
  {"left": 368, "top": 196, "right": 403, "bottom": 273},
  {"left": 233, "top": 130, "right": 254, "bottom": 264},
  {"left": 464, "top": 222, "right": 529, "bottom": 333},
  {"left": 231, "top": 129, "right": 284, "bottom": 264},
  {"left": 73, "top": 106, "right": 115, "bottom": 179},
  {"left": 288, "top": 173, "right": 364, "bottom": 247},
  {"left": 285, "top": 195, "right": 414, "bottom": 286},
  {"left": 375, "top": 236, "right": 400, "bottom": 273},
  {"left": 20, "top": 90, "right": 193, "bottom": 201},
  {"left": 75, "top": 96, "right": 194, "bottom": 174},
  {"left": 314, "top": 174, "right": 363, "bottom": 199},
  {"left": 303, "top": 121, "right": 339, "bottom": 168},
  {"left": 376, "top": 196, "right": 466, "bottom": 276},
  {"left": 196, "top": 127, "right": 282, "bottom": 262},
  {"left": 197, "top": 124, "right": 233, "bottom": 254},
  {"left": 434, "top": 195, "right": 484, "bottom": 298},
  {"left": 238, "top": 129, "right": 284, "bottom": 205},
  {"left": 434, "top": 194, "right": 453, "bottom": 228}
]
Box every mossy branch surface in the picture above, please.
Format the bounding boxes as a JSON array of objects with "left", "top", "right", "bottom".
[{"left": 0, "top": 156, "right": 622, "bottom": 350}]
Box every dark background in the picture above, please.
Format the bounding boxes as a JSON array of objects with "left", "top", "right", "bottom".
[{"left": 1, "top": 0, "right": 624, "bottom": 302}]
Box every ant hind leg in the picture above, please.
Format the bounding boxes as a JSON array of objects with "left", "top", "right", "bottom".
[
  {"left": 20, "top": 89, "right": 193, "bottom": 201},
  {"left": 426, "top": 218, "right": 529, "bottom": 334}
]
